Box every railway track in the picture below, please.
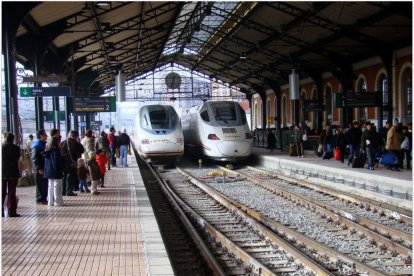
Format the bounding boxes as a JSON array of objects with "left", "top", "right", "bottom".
[
  {"left": 241, "top": 166, "right": 412, "bottom": 243},
  {"left": 177, "top": 164, "right": 412, "bottom": 275},
  {"left": 158, "top": 166, "right": 335, "bottom": 275},
  {"left": 136, "top": 157, "right": 216, "bottom": 275}
]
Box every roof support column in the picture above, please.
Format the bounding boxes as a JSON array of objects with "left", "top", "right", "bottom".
[
  {"left": 33, "top": 43, "right": 44, "bottom": 131},
  {"left": 380, "top": 51, "right": 394, "bottom": 123},
  {"left": 3, "top": 22, "right": 20, "bottom": 143}
]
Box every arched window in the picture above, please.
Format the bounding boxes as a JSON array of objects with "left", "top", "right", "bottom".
[
  {"left": 274, "top": 97, "right": 278, "bottom": 128},
  {"left": 325, "top": 86, "right": 333, "bottom": 123},
  {"left": 266, "top": 99, "right": 271, "bottom": 127},
  {"left": 401, "top": 68, "right": 412, "bottom": 123},
  {"left": 282, "top": 96, "right": 287, "bottom": 127},
  {"left": 254, "top": 102, "right": 258, "bottom": 129},
  {"left": 299, "top": 91, "right": 307, "bottom": 122},
  {"left": 311, "top": 88, "right": 317, "bottom": 130},
  {"left": 357, "top": 78, "right": 367, "bottom": 123},
  {"left": 377, "top": 73, "right": 388, "bottom": 127}
]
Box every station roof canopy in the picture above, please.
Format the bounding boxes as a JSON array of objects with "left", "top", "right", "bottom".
[{"left": 4, "top": 1, "right": 412, "bottom": 96}]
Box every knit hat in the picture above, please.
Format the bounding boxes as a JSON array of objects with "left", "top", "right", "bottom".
[
  {"left": 89, "top": 151, "right": 96, "bottom": 158},
  {"left": 77, "top": 158, "right": 85, "bottom": 168}
]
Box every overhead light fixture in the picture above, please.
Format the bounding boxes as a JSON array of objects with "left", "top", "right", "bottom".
[
  {"left": 96, "top": 2, "right": 110, "bottom": 7},
  {"left": 205, "top": 6, "right": 212, "bottom": 16},
  {"left": 239, "top": 53, "right": 247, "bottom": 60}
]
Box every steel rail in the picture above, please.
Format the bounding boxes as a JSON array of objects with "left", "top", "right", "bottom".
[
  {"left": 177, "top": 167, "right": 337, "bottom": 276},
  {"left": 247, "top": 165, "right": 412, "bottom": 223},
  {"left": 218, "top": 165, "right": 412, "bottom": 257},
  {"left": 145, "top": 162, "right": 227, "bottom": 276}
]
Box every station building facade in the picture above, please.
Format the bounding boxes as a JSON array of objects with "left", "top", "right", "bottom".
[{"left": 251, "top": 47, "right": 412, "bottom": 131}]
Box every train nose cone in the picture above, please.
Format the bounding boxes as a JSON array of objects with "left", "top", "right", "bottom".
[{"left": 217, "top": 141, "right": 250, "bottom": 156}]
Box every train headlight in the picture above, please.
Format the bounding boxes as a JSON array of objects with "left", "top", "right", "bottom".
[
  {"left": 208, "top": 134, "right": 220, "bottom": 140},
  {"left": 176, "top": 138, "right": 183, "bottom": 144},
  {"left": 141, "top": 139, "right": 150, "bottom": 144},
  {"left": 245, "top": 133, "right": 253, "bottom": 139}
]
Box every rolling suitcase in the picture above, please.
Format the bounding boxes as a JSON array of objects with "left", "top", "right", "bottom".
[{"left": 352, "top": 154, "right": 366, "bottom": 168}]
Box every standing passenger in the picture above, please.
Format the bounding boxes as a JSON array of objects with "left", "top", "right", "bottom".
[
  {"left": 346, "top": 121, "right": 362, "bottom": 166},
  {"left": 95, "top": 130, "right": 111, "bottom": 170},
  {"left": 318, "top": 123, "right": 333, "bottom": 159},
  {"left": 386, "top": 118, "right": 402, "bottom": 171},
  {"left": 81, "top": 129, "right": 95, "bottom": 160},
  {"left": 107, "top": 127, "right": 117, "bottom": 167},
  {"left": 293, "top": 124, "right": 304, "bottom": 158},
  {"left": 95, "top": 149, "right": 108, "bottom": 188},
  {"left": 87, "top": 151, "right": 101, "bottom": 195},
  {"left": 267, "top": 129, "right": 276, "bottom": 152},
  {"left": 2, "top": 133, "right": 21, "bottom": 217},
  {"left": 119, "top": 129, "right": 131, "bottom": 167},
  {"left": 32, "top": 129, "right": 48, "bottom": 204},
  {"left": 76, "top": 158, "right": 90, "bottom": 193},
  {"left": 333, "top": 126, "right": 347, "bottom": 163},
  {"left": 60, "top": 131, "right": 84, "bottom": 196},
  {"left": 42, "top": 135, "right": 64, "bottom": 206},
  {"left": 360, "top": 122, "right": 380, "bottom": 170}
]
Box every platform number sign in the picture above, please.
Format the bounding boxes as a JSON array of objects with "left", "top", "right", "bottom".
[{"left": 73, "top": 96, "right": 116, "bottom": 113}]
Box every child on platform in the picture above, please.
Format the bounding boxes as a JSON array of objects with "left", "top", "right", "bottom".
[
  {"left": 77, "top": 158, "right": 90, "bottom": 193},
  {"left": 95, "top": 149, "right": 108, "bottom": 188},
  {"left": 87, "top": 151, "right": 101, "bottom": 195}
]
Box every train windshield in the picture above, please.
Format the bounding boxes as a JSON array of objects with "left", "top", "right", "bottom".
[
  {"left": 141, "top": 105, "right": 178, "bottom": 130},
  {"left": 207, "top": 102, "right": 247, "bottom": 126}
]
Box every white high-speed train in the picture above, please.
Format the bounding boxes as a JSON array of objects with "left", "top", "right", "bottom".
[
  {"left": 182, "top": 101, "right": 252, "bottom": 162},
  {"left": 134, "top": 104, "right": 184, "bottom": 161}
]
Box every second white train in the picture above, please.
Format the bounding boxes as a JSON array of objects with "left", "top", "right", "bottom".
[
  {"left": 134, "top": 104, "right": 184, "bottom": 162},
  {"left": 182, "top": 101, "right": 252, "bottom": 162}
]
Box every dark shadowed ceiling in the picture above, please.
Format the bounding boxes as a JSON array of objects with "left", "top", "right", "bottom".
[{"left": 3, "top": 1, "right": 412, "bottom": 96}]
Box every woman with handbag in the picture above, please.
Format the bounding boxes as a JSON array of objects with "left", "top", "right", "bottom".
[
  {"left": 333, "top": 126, "right": 347, "bottom": 163},
  {"left": 385, "top": 118, "right": 402, "bottom": 171}
]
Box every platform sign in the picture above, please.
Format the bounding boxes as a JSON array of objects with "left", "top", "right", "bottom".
[
  {"left": 43, "top": 111, "right": 64, "bottom": 122},
  {"left": 20, "top": 86, "right": 72, "bottom": 97},
  {"left": 304, "top": 100, "right": 325, "bottom": 112},
  {"left": 73, "top": 96, "right": 116, "bottom": 112},
  {"left": 342, "top": 92, "right": 382, "bottom": 108}
]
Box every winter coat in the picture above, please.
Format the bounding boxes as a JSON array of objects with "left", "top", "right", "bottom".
[
  {"left": 293, "top": 129, "right": 304, "bottom": 143},
  {"left": 60, "top": 139, "right": 85, "bottom": 173},
  {"left": 42, "top": 147, "right": 64, "bottom": 179},
  {"left": 77, "top": 166, "right": 89, "bottom": 181},
  {"left": 119, "top": 133, "right": 130, "bottom": 146},
  {"left": 95, "top": 136, "right": 110, "bottom": 153},
  {"left": 386, "top": 126, "right": 401, "bottom": 151},
  {"left": 346, "top": 127, "right": 362, "bottom": 146},
  {"left": 318, "top": 129, "right": 332, "bottom": 145},
  {"left": 87, "top": 158, "right": 102, "bottom": 181},
  {"left": 2, "top": 141, "right": 20, "bottom": 179},
  {"left": 267, "top": 132, "right": 276, "bottom": 148},
  {"left": 333, "top": 133, "right": 347, "bottom": 148},
  {"left": 361, "top": 129, "right": 380, "bottom": 149},
  {"left": 31, "top": 139, "right": 46, "bottom": 170},
  {"left": 95, "top": 153, "right": 108, "bottom": 175},
  {"left": 107, "top": 133, "right": 116, "bottom": 147},
  {"left": 81, "top": 136, "right": 95, "bottom": 153}
]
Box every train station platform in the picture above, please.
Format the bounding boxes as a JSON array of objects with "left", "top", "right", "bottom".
[
  {"left": 252, "top": 147, "right": 413, "bottom": 210},
  {"left": 2, "top": 157, "right": 173, "bottom": 276}
]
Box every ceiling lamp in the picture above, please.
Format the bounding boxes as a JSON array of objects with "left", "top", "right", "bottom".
[
  {"left": 96, "top": 2, "right": 110, "bottom": 7},
  {"left": 239, "top": 53, "right": 247, "bottom": 60}
]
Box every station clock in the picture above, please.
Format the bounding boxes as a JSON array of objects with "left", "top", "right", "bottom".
[{"left": 165, "top": 72, "right": 182, "bottom": 89}]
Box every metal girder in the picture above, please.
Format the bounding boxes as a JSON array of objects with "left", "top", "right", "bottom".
[
  {"left": 154, "top": 2, "right": 185, "bottom": 69},
  {"left": 193, "top": 2, "right": 260, "bottom": 70}
]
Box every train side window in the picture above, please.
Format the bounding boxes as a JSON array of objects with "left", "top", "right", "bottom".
[
  {"left": 142, "top": 114, "right": 149, "bottom": 128},
  {"left": 200, "top": 110, "right": 210, "bottom": 122},
  {"left": 238, "top": 105, "right": 247, "bottom": 124}
]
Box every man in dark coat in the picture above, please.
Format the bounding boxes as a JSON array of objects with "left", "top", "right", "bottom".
[
  {"left": 31, "top": 129, "right": 48, "bottom": 204},
  {"left": 345, "top": 121, "right": 362, "bottom": 166},
  {"left": 60, "top": 130, "right": 84, "bottom": 196},
  {"left": 2, "top": 133, "right": 21, "bottom": 217},
  {"left": 361, "top": 122, "right": 380, "bottom": 170}
]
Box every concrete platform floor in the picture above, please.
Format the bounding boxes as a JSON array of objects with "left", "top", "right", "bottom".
[{"left": 2, "top": 156, "right": 173, "bottom": 276}]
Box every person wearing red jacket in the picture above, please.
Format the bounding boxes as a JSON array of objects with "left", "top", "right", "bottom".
[
  {"left": 95, "top": 149, "right": 108, "bottom": 188},
  {"left": 107, "top": 127, "right": 118, "bottom": 167}
]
